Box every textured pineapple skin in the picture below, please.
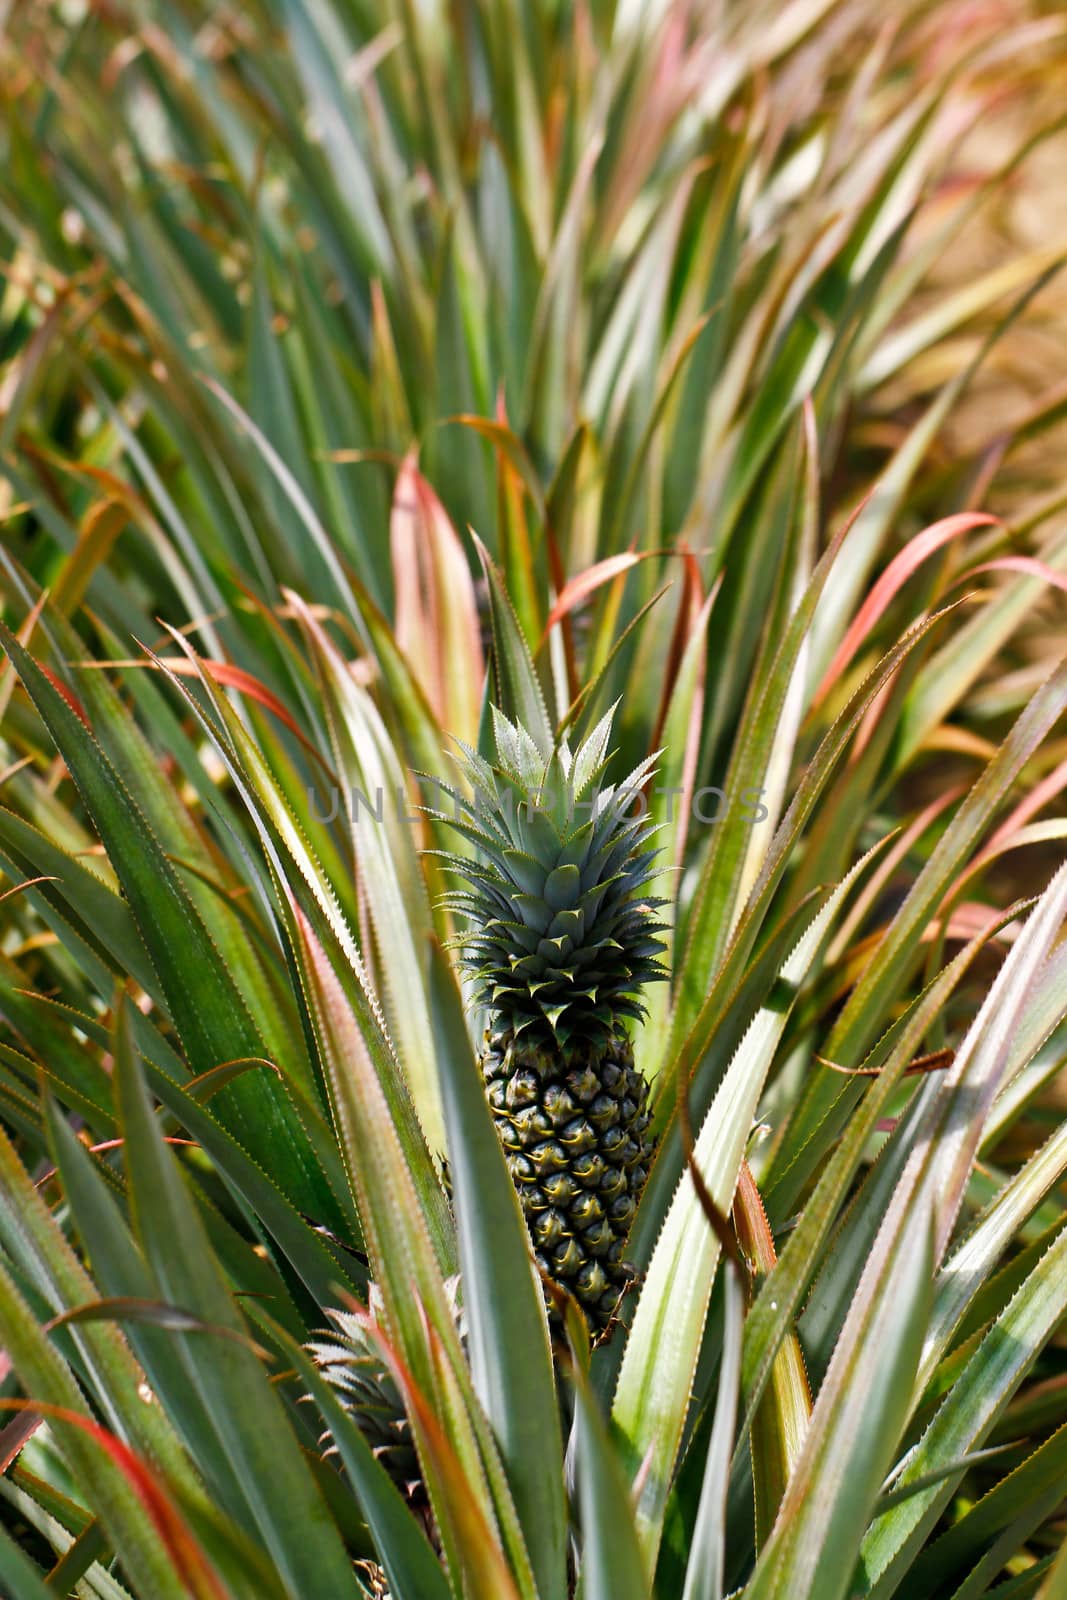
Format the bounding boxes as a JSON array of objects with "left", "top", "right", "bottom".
[
  {"left": 310, "top": 1324, "right": 423, "bottom": 1502},
  {"left": 482, "top": 1026, "right": 653, "bottom": 1329}
]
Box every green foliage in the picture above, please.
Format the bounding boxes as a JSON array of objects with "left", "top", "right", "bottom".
[{"left": 0, "top": 0, "right": 1065, "bottom": 1596}]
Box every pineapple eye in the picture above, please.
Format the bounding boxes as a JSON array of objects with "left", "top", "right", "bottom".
[
  {"left": 588, "top": 1092, "right": 622, "bottom": 1129},
  {"left": 572, "top": 1152, "right": 606, "bottom": 1186},
  {"left": 571, "top": 1192, "right": 605, "bottom": 1227},
  {"left": 541, "top": 1173, "right": 579, "bottom": 1204},
  {"left": 504, "top": 1070, "right": 540, "bottom": 1108},
  {"left": 551, "top": 1238, "right": 583, "bottom": 1275},
  {"left": 560, "top": 1117, "right": 597, "bottom": 1153},
  {"left": 575, "top": 1261, "right": 609, "bottom": 1299},
  {"left": 582, "top": 1219, "right": 615, "bottom": 1255},
  {"left": 598, "top": 1168, "right": 627, "bottom": 1201},
  {"left": 532, "top": 1209, "right": 567, "bottom": 1246},
  {"left": 530, "top": 1139, "right": 571, "bottom": 1175}
]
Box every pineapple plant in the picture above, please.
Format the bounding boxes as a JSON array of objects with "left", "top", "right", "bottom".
[
  {"left": 0, "top": 1, "right": 1065, "bottom": 1598},
  {"left": 309, "top": 1287, "right": 433, "bottom": 1512},
  {"left": 435, "top": 708, "right": 667, "bottom": 1329}
]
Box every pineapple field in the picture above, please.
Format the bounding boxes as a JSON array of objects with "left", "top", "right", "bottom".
[{"left": 2, "top": 0, "right": 1067, "bottom": 1595}]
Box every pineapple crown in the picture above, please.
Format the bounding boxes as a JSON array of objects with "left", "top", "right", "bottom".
[{"left": 431, "top": 704, "right": 669, "bottom": 1053}]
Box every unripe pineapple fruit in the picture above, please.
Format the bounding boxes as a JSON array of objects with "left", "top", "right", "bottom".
[
  {"left": 308, "top": 1288, "right": 424, "bottom": 1507},
  {"left": 309, "top": 1278, "right": 464, "bottom": 1515},
  {"left": 435, "top": 705, "right": 668, "bottom": 1330}
]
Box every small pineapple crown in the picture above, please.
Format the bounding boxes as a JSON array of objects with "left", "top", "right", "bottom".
[
  {"left": 308, "top": 1280, "right": 464, "bottom": 1505},
  {"left": 431, "top": 704, "right": 669, "bottom": 1053}
]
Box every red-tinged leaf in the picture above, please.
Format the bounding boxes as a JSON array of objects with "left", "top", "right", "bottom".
[
  {"left": 351, "top": 1307, "right": 523, "bottom": 1600},
  {"left": 815, "top": 513, "right": 1000, "bottom": 705},
  {"left": 735, "top": 1160, "right": 812, "bottom": 1546},
  {"left": 985, "top": 754, "right": 1067, "bottom": 855},
  {"left": 542, "top": 425, "right": 588, "bottom": 692},
  {"left": 937, "top": 755, "right": 1067, "bottom": 913},
  {"left": 0, "top": 1409, "right": 40, "bottom": 1472},
  {"left": 847, "top": 672, "right": 899, "bottom": 764},
  {"left": 491, "top": 393, "right": 543, "bottom": 650},
  {"left": 34, "top": 1138, "right": 198, "bottom": 1190},
  {"left": 0, "top": 1399, "right": 227, "bottom": 1600},
  {"left": 931, "top": 901, "right": 1019, "bottom": 942},
  {"left": 43, "top": 1297, "right": 275, "bottom": 1360},
  {"left": 651, "top": 540, "right": 705, "bottom": 752},
  {"left": 185, "top": 1056, "right": 282, "bottom": 1102},
  {"left": 98, "top": 654, "right": 323, "bottom": 764},
  {"left": 0, "top": 589, "right": 48, "bottom": 724},
  {"left": 543, "top": 552, "right": 643, "bottom": 636},
  {"left": 36, "top": 664, "right": 91, "bottom": 728},
  {"left": 391, "top": 453, "right": 485, "bottom": 743},
  {"left": 0, "top": 875, "right": 59, "bottom": 904},
  {"left": 955, "top": 554, "right": 1067, "bottom": 594},
  {"left": 597, "top": 4, "right": 694, "bottom": 244},
  {"left": 678, "top": 543, "right": 705, "bottom": 607}
]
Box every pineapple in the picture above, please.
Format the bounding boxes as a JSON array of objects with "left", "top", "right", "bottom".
[
  {"left": 435, "top": 706, "right": 668, "bottom": 1330},
  {"left": 309, "top": 1277, "right": 465, "bottom": 1518},
  {"left": 308, "top": 1288, "right": 425, "bottom": 1509}
]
